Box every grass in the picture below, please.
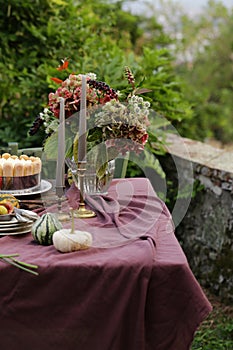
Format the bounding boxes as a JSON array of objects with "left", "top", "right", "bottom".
[{"left": 191, "top": 289, "right": 233, "bottom": 350}]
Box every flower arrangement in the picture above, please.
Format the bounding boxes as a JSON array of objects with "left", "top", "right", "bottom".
[
  {"left": 48, "top": 72, "right": 119, "bottom": 118},
  {"left": 30, "top": 60, "right": 151, "bottom": 160}
]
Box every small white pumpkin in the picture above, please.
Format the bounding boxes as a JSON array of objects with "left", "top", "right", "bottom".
[{"left": 52, "top": 229, "right": 93, "bottom": 253}]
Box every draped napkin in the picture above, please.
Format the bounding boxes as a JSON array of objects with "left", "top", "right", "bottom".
[{"left": 60, "top": 178, "right": 174, "bottom": 248}]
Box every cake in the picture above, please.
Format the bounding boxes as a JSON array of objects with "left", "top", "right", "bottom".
[{"left": 0, "top": 153, "right": 42, "bottom": 191}]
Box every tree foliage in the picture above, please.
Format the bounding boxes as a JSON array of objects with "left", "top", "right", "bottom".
[
  {"left": 0, "top": 0, "right": 191, "bottom": 150},
  {"left": 169, "top": 0, "right": 233, "bottom": 143},
  {"left": 138, "top": 0, "right": 233, "bottom": 144}
]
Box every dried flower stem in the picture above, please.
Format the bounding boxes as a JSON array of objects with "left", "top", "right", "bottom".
[
  {"left": 0, "top": 254, "right": 39, "bottom": 276},
  {"left": 125, "top": 66, "right": 135, "bottom": 90}
]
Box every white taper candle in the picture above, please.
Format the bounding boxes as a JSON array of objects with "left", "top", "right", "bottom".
[
  {"left": 55, "top": 97, "right": 65, "bottom": 189},
  {"left": 78, "top": 75, "right": 87, "bottom": 162}
]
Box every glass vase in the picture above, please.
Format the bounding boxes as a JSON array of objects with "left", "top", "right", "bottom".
[{"left": 84, "top": 159, "right": 115, "bottom": 195}]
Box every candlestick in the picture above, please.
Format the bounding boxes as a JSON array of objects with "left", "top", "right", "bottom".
[
  {"left": 75, "top": 162, "right": 96, "bottom": 218},
  {"left": 65, "top": 158, "right": 96, "bottom": 219},
  {"left": 78, "top": 75, "right": 87, "bottom": 162}
]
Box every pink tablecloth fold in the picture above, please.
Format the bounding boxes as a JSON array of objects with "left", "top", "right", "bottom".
[
  {"left": 65, "top": 177, "right": 174, "bottom": 247},
  {"left": 0, "top": 178, "right": 212, "bottom": 350}
]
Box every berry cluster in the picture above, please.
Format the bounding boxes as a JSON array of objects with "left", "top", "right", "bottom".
[
  {"left": 29, "top": 115, "right": 44, "bottom": 136},
  {"left": 88, "top": 79, "right": 118, "bottom": 101}
]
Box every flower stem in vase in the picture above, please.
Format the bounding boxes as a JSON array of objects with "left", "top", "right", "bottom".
[{"left": 70, "top": 209, "right": 75, "bottom": 234}]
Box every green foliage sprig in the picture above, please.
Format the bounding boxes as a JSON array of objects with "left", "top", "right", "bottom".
[{"left": 0, "top": 253, "right": 39, "bottom": 275}]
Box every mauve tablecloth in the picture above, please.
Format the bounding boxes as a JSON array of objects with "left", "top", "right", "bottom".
[{"left": 0, "top": 178, "right": 212, "bottom": 350}]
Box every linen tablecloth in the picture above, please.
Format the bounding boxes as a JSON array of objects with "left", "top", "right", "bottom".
[{"left": 0, "top": 178, "right": 212, "bottom": 350}]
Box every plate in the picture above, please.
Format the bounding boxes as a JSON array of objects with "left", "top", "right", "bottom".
[
  {"left": 0, "top": 180, "right": 52, "bottom": 197},
  {"left": 0, "top": 217, "right": 18, "bottom": 225},
  {"left": 0, "top": 221, "right": 33, "bottom": 232},
  {"left": 0, "top": 226, "right": 32, "bottom": 236},
  {"left": 0, "top": 214, "right": 15, "bottom": 222},
  {"left": 0, "top": 217, "right": 33, "bottom": 226}
]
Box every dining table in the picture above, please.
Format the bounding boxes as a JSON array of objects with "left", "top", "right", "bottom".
[{"left": 0, "top": 177, "right": 212, "bottom": 350}]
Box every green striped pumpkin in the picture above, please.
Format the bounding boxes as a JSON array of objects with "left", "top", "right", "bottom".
[{"left": 31, "top": 213, "right": 62, "bottom": 245}]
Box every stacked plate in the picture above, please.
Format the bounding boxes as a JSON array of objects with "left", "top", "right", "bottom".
[{"left": 0, "top": 216, "right": 33, "bottom": 236}]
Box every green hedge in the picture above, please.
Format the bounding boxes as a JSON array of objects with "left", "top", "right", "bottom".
[{"left": 0, "top": 0, "right": 191, "bottom": 150}]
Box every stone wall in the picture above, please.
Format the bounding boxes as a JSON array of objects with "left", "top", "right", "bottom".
[{"left": 160, "top": 134, "right": 233, "bottom": 304}]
